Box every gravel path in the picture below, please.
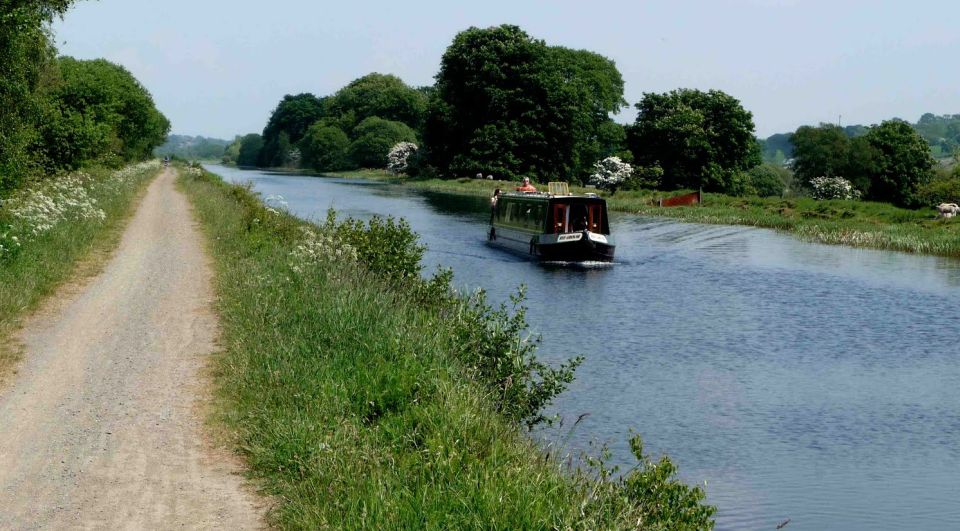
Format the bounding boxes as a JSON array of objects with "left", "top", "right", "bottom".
[{"left": 0, "top": 168, "right": 263, "bottom": 529}]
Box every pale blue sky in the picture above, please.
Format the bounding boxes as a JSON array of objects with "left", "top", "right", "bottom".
[{"left": 53, "top": 0, "right": 960, "bottom": 139}]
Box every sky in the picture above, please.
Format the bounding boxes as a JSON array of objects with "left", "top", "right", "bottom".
[{"left": 53, "top": 0, "right": 960, "bottom": 140}]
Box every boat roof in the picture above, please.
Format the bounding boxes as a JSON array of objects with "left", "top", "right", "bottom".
[{"left": 499, "top": 191, "right": 603, "bottom": 200}]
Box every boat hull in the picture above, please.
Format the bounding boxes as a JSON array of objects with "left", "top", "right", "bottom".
[{"left": 489, "top": 226, "right": 616, "bottom": 262}]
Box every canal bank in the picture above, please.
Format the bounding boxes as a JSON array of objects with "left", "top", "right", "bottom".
[
  {"left": 180, "top": 165, "right": 714, "bottom": 528},
  {"left": 207, "top": 163, "right": 960, "bottom": 530}
]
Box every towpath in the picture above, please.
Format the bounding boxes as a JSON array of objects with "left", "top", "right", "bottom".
[{"left": 0, "top": 168, "right": 262, "bottom": 529}]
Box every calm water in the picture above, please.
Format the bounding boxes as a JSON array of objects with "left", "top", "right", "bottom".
[{"left": 206, "top": 164, "right": 960, "bottom": 530}]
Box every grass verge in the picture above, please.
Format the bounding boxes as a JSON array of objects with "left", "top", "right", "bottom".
[
  {"left": 180, "top": 166, "right": 716, "bottom": 529},
  {"left": 324, "top": 170, "right": 960, "bottom": 258},
  {"left": 0, "top": 161, "right": 162, "bottom": 384}
]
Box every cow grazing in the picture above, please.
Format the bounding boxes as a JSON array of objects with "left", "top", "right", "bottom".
[{"left": 937, "top": 203, "right": 960, "bottom": 218}]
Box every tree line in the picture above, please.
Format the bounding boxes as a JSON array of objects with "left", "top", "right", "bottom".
[
  {"left": 227, "top": 25, "right": 767, "bottom": 194},
  {"left": 231, "top": 23, "right": 949, "bottom": 208},
  {"left": 1, "top": 1, "right": 169, "bottom": 195}
]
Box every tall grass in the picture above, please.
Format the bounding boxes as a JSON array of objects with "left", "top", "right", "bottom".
[
  {"left": 0, "top": 161, "right": 161, "bottom": 380},
  {"left": 180, "top": 167, "right": 715, "bottom": 529}
]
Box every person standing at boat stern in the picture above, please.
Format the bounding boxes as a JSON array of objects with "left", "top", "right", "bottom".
[
  {"left": 516, "top": 177, "right": 537, "bottom": 192},
  {"left": 490, "top": 188, "right": 501, "bottom": 223}
]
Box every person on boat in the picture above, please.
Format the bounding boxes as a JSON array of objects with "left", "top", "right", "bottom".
[
  {"left": 490, "top": 188, "right": 500, "bottom": 222},
  {"left": 515, "top": 177, "right": 537, "bottom": 192}
]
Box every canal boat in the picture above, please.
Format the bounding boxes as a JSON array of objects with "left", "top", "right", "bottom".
[{"left": 489, "top": 183, "right": 615, "bottom": 262}]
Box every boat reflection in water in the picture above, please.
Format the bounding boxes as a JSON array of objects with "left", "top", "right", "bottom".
[{"left": 489, "top": 183, "right": 615, "bottom": 262}]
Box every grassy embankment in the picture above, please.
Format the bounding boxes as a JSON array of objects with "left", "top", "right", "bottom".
[
  {"left": 0, "top": 161, "right": 162, "bottom": 382},
  {"left": 180, "top": 165, "right": 715, "bottom": 529},
  {"left": 325, "top": 169, "right": 960, "bottom": 257}
]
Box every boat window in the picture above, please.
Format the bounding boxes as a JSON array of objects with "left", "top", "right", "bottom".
[
  {"left": 552, "top": 204, "right": 568, "bottom": 233},
  {"left": 588, "top": 204, "right": 603, "bottom": 233}
]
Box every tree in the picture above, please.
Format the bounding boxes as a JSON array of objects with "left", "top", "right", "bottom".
[
  {"left": 425, "top": 25, "right": 626, "bottom": 182},
  {"left": 259, "top": 93, "right": 327, "bottom": 167},
  {"left": 348, "top": 117, "right": 417, "bottom": 168},
  {"left": 325, "top": 73, "right": 428, "bottom": 133},
  {"left": 236, "top": 134, "right": 264, "bottom": 167},
  {"left": 627, "top": 89, "right": 760, "bottom": 192},
  {"left": 37, "top": 57, "right": 170, "bottom": 170},
  {"left": 789, "top": 124, "right": 851, "bottom": 184},
  {"left": 300, "top": 124, "right": 350, "bottom": 171},
  {"left": 862, "top": 120, "right": 935, "bottom": 206},
  {"left": 0, "top": 1, "right": 78, "bottom": 191},
  {"left": 747, "top": 163, "right": 788, "bottom": 197}
]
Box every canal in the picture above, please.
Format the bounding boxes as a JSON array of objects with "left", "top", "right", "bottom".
[{"left": 206, "top": 164, "right": 960, "bottom": 530}]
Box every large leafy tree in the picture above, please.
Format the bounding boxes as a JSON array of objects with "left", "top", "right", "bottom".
[
  {"left": 300, "top": 124, "right": 350, "bottom": 171},
  {"left": 0, "top": 1, "right": 78, "bottom": 191},
  {"left": 425, "top": 25, "right": 626, "bottom": 182},
  {"left": 627, "top": 89, "right": 760, "bottom": 191},
  {"left": 258, "top": 93, "right": 327, "bottom": 167},
  {"left": 38, "top": 57, "right": 170, "bottom": 169},
  {"left": 348, "top": 117, "right": 417, "bottom": 168},
  {"left": 325, "top": 73, "right": 428, "bottom": 133},
  {"left": 236, "top": 134, "right": 264, "bottom": 167},
  {"left": 862, "top": 120, "right": 934, "bottom": 206},
  {"left": 789, "top": 124, "right": 851, "bottom": 182}
]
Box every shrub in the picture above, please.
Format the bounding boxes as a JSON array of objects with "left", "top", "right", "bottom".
[
  {"left": 589, "top": 156, "right": 633, "bottom": 192},
  {"left": 748, "top": 163, "right": 787, "bottom": 197},
  {"left": 809, "top": 176, "right": 861, "bottom": 200},
  {"left": 916, "top": 176, "right": 960, "bottom": 206},
  {"left": 348, "top": 117, "right": 417, "bottom": 168},
  {"left": 300, "top": 124, "right": 350, "bottom": 171},
  {"left": 386, "top": 141, "right": 418, "bottom": 174}
]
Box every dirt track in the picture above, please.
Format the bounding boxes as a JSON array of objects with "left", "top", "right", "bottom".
[{"left": 0, "top": 169, "right": 262, "bottom": 529}]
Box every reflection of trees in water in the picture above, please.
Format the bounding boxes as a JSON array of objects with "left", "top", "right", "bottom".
[
  {"left": 934, "top": 257, "right": 960, "bottom": 287},
  {"left": 419, "top": 191, "right": 489, "bottom": 217}
]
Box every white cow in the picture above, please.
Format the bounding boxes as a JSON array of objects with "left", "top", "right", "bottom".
[{"left": 936, "top": 203, "right": 960, "bottom": 218}]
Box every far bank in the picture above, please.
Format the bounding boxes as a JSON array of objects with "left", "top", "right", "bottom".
[{"left": 244, "top": 166, "right": 960, "bottom": 259}]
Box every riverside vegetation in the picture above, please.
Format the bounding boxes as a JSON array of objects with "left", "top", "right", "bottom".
[
  {"left": 0, "top": 160, "right": 162, "bottom": 380},
  {"left": 319, "top": 170, "right": 960, "bottom": 258},
  {"left": 179, "top": 164, "right": 717, "bottom": 529}
]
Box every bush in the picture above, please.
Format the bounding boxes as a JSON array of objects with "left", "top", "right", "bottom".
[
  {"left": 348, "top": 117, "right": 417, "bottom": 168},
  {"left": 300, "top": 124, "right": 350, "bottom": 171},
  {"left": 386, "top": 141, "right": 418, "bottom": 174},
  {"left": 589, "top": 156, "right": 632, "bottom": 192},
  {"left": 748, "top": 163, "right": 787, "bottom": 197},
  {"left": 810, "top": 176, "right": 861, "bottom": 200},
  {"left": 916, "top": 176, "right": 960, "bottom": 206}
]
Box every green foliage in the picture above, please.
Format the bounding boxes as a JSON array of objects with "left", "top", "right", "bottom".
[
  {"left": 452, "top": 288, "right": 581, "bottom": 427},
  {"left": 299, "top": 124, "right": 350, "bottom": 171},
  {"left": 258, "top": 93, "right": 326, "bottom": 167},
  {"left": 748, "top": 163, "right": 788, "bottom": 197},
  {"left": 790, "top": 124, "right": 852, "bottom": 183},
  {"left": 348, "top": 117, "right": 417, "bottom": 168},
  {"left": 37, "top": 57, "right": 170, "bottom": 170},
  {"left": 627, "top": 88, "right": 760, "bottom": 192},
  {"left": 325, "top": 73, "right": 428, "bottom": 132},
  {"left": 917, "top": 174, "right": 960, "bottom": 205},
  {"left": 862, "top": 120, "right": 935, "bottom": 206},
  {"left": 0, "top": 1, "right": 77, "bottom": 192},
  {"left": 321, "top": 210, "right": 424, "bottom": 283},
  {"left": 426, "top": 25, "right": 626, "bottom": 182},
  {"left": 154, "top": 134, "right": 231, "bottom": 160},
  {"left": 235, "top": 134, "right": 263, "bottom": 167}
]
